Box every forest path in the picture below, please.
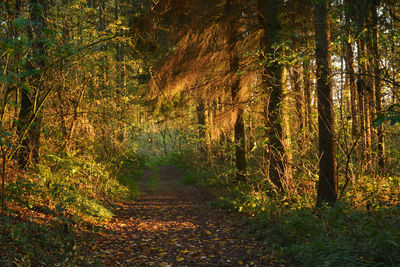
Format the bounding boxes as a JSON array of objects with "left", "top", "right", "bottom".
[{"left": 93, "top": 165, "right": 273, "bottom": 266}]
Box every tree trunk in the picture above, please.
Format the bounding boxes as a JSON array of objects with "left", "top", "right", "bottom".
[
  {"left": 205, "top": 101, "right": 213, "bottom": 163},
  {"left": 1, "top": 1, "right": 22, "bottom": 128},
  {"left": 370, "top": 0, "right": 385, "bottom": 172},
  {"left": 291, "top": 65, "right": 304, "bottom": 136},
  {"left": 115, "top": 0, "right": 126, "bottom": 90},
  {"left": 356, "top": 3, "right": 375, "bottom": 172},
  {"left": 98, "top": 1, "right": 107, "bottom": 91},
  {"left": 17, "top": 0, "right": 47, "bottom": 168},
  {"left": 225, "top": 0, "right": 247, "bottom": 182},
  {"left": 314, "top": 0, "right": 337, "bottom": 206},
  {"left": 258, "top": 0, "right": 288, "bottom": 191},
  {"left": 303, "top": 43, "right": 313, "bottom": 135},
  {"left": 196, "top": 100, "right": 206, "bottom": 143},
  {"left": 344, "top": 0, "right": 358, "bottom": 137}
]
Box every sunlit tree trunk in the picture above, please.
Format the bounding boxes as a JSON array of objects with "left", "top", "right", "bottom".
[
  {"left": 225, "top": 0, "right": 247, "bottom": 181},
  {"left": 98, "top": 1, "right": 107, "bottom": 91},
  {"left": 290, "top": 64, "right": 304, "bottom": 137},
  {"left": 282, "top": 67, "right": 292, "bottom": 185},
  {"left": 115, "top": 0, "right": 126, "bottom": 90},
  {"left": 303, "top": 41, "right": 313, "bottom": 136},
  {"left": 344, "top": 0, "right": 358, "bottom": 137},
  {"left": 258, "top": 0, "right": 289, "bottom": 191},
  {"left": 357, "top": 0, "right": 373, "bottom": 171},
  {"left": 370, "top": 0, "right": 385, "bottom": 172},
  {"left": 314, "top": 0, "right": 337, "bottom": 206}
]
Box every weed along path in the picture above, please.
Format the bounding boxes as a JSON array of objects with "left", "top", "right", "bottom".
[{"left": 91, "top": 165, "right": 274, "bottom": 266}]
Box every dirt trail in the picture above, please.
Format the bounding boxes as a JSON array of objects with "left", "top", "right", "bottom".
[{"left": 94, "top": 166, "right": 273, "bottom": 266}]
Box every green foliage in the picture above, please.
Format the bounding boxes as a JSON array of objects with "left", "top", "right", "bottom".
[
  {"left": 158, "top": 151, "right": 211, "bottom": 186},
  {"left": 261, "top": 204, "right": 400, "bottom": 266},
  {"left": 116, "top": 154, "right": 149, "bottom": 193},
  {"left": 155, "top": 151, "right": 189, "bottom": 170},
  {"left": 6, "top": 152, "right": 139, "bottom": 225},
  {"left": 145, "top": 171, "right": 161, "bottom": 191},
  {"left": 375, "top": 104, "right": 400, "bottom": 127},
  {"left": 0, "top": 215, "right": 100, "bottom": 266},
  {"left": 0, "top": 218, "right": 72, "bottom": 266},
  {"left": 1, "top": 150, "right": 143, "bottom": 265},
  {"left": 181, "top": 170, "right": 205, "bottom": 185},
  {"left": 216, "top": 183, "right": 400, "bottom": 266}
]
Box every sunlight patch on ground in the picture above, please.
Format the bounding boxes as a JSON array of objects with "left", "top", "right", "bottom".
[{"left": 135, "top": 219, "right": 197, "bottom": 232}]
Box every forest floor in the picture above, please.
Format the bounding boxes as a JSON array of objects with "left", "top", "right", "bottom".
[{"left": 85, "top": 165, "right": 276, "bottom": 266}]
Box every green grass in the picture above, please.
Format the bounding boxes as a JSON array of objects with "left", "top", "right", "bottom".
[{"left": 144, "top": 171, "right": 160, "bottom": 191}]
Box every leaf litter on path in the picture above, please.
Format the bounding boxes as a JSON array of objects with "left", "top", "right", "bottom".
[{"left": 84, "top": 165, "right": 277, "bottom": 266}]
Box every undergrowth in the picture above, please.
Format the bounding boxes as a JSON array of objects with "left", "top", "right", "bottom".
[
  {"left": 1, "top": 151, "right": 141, "bottom": 266},
  {"left": 213, "top": 174, "right": 400, "bottom": 266},
  {"left": 174, "top": 152, "right": 400, "bottom": 266}
]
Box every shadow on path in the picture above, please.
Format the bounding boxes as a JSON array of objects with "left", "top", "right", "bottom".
[{"left": 93, "top": 165, "right": 274, "bottom": 266}]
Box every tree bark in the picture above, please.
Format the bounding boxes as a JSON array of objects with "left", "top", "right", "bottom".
[
  {"left": 291, "top": 65, "right": 304, "bottom": 135},
  {"left": 115, "top": 0, "right": 126, "bottom": 90},
  {"left": 258, "top": 0, "right": 288, "bottom": 191},
  {"left": 357, "top": 1, "right": 373, "bottom": 172},
  {"left": 98, "top": 1, "right": 107, "bottom": 91},
  {"left": 225, "top": 0, "right": 247, "bottom": 182},
  {"left": 344, "top": 0, "right": 358, "bottom": 137},
  {"left": 314, "top": 0, "right": 337, "bottom": 206},
  {"left": 17, "top": 0, "right": 47, "bottom": 168},
  {"left": 370, "top": 0, "right": 385, "bottom": 172},
  {"left": 303, "top": 42, "right": 313, "bottom": 135}
]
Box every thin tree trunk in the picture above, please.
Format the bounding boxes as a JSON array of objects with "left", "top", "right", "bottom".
[
  {"left": 291, "top": 65, "right": 304, "bottom": 135},
  {"left": 357, "top": 1, "right": 373, "bottom": 171},
  {"left": 370, "top": 0, "right": 385, "bottom": 172},
  {"left": 197, "top": 100, "right": 206, "bottom": 140},
  {"left": 345, "top": 41, "right": 358, "bottom": 137},
  {"left": 303, "top": 42, "right": 313, "bottom": 135},
  {"left": 2, "top": 1, "right": 22, "bottom": 128},
  {"left": 206, "top": 101, "right": 213, "bottom": 163},
  {"left": 357, "top": 39, "right": 367, "bottom": 169},
  {"left": 196, "top": 98, "right": 207, "bottom": 158},
  {"left": 65, "top": 89, "right": 85, "bottom": 152},
  {"left": 314, "top": 0, "right": 337, "bottom": 206},
  {"left": 115, "top": 0, "right": 126, "bottom": 90},
  {"left": 98, "top": 1, "right": 107, "bottom": 91},
  {"left": 282, "top": 67, "right": 292, "bottom": 187},
  {"left": 344, "top": 0, "right": 358, "bottom": 137}
]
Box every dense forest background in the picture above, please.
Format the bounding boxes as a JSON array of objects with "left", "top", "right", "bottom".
[{"left": 1, "top": 0, "right": 400, "bottom": 265}]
